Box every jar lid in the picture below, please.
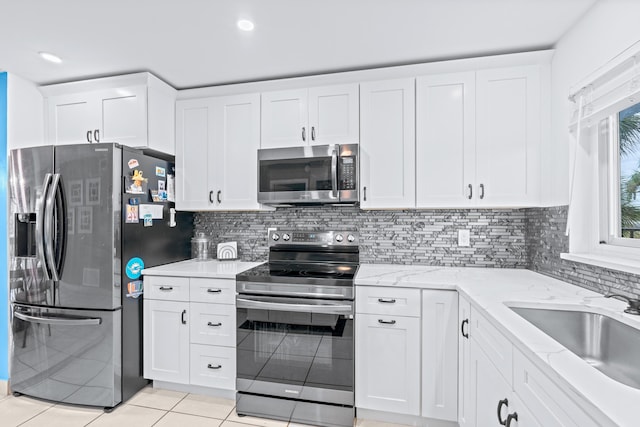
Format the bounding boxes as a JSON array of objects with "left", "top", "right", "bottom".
[{"left": 191, "top": 232, "right": 210, "bottom": 244}]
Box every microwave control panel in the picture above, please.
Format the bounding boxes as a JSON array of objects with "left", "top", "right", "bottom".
[{"left": 339, "top": 156, "right": 357, "bottom": 190}]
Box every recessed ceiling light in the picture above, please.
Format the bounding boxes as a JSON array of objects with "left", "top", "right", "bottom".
[
  {"left": 237, "top": 19, "right": 255, "bottom": 32},
  {"left": 39, "top": 51, "right": 62, "bottom": 64}
]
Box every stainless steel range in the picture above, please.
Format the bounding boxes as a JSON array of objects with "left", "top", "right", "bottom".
[{"left": 235, "top": 230, "right": 359, "bottom": 427}]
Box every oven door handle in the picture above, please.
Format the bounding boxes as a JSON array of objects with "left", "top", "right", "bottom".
[{"left": 236, "top": 297, "right": 353, "bottom": 315}]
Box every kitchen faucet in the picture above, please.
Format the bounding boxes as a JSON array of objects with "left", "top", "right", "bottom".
[{"left": 605, "top": 294, "right": 640, "bottom": 315}]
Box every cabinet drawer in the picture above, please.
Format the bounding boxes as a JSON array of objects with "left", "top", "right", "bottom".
[
  {"left": 144, "top": 276, "right": 190, "bottom": 301},
  {"left": 189, "top": 302, "right": 236, "bottom": 347},
  {"left": 190, "top": 278, "right": 236, "bottom": 305},
  {"left": 190, "top": 344, "right": 236, "bottom": 390},
  {"left": 470, "top": 306, "right": 512, "bottom": 383},
  {"left": 513, "top": 349, "right": 599, "bottom": 427},
  {"left": 356, "top": 286, "right": 420, "bottom": 317}
]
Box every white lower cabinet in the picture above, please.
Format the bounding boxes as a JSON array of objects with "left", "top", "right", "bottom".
[
  {"left": 355, "top": 286, "right": 458, "bottom": 423},
  {"left": 143, "top": 275, "right": 236, "bottom": 391}
]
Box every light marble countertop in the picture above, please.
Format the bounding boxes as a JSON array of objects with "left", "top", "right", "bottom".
[
  {"left": 357, "top": 263, "right": 640, "bottom": 426},
  {"left": 142, "top": 259, "right": 263, "bottom": 279}
]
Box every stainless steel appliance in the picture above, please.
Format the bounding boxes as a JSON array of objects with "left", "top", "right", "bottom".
[
  {"left": 9, "top": 143, "right": 193, "bottom": 409},
  {"left": 257, "top": 144, "right": 358, "bottom": 205},
  {"left": 235, "top": 230, "right": 359, "bottom": 427}
]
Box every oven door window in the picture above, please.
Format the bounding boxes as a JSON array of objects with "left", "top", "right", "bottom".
[
  {"left": 259, "top": 158, "right": 333, "bottom": 192},
  {"left": 237, "top": 305, "right": 353, "bottom": 393}
]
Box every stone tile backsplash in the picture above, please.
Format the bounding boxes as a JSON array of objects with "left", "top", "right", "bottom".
[
  {"left": 195, "top": 206, "right": 527, "bottom": 267},
  {"left": 526, "top": 205, "right": 640, "bottom": 298}
]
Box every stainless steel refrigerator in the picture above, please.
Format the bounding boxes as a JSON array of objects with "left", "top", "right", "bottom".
[{"left": 8, "top": 143, "right": 193, "bottom": 409}]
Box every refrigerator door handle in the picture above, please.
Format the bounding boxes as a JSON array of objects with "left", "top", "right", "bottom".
[
  {"left": 36, "top": 173, "right": 53, "bottom": 281},
  {"left": 44, "top": 173, "right": 62, "bottom": 281},
  {"left": 14, "top": 310, "right": 102, "bottom": 326}
]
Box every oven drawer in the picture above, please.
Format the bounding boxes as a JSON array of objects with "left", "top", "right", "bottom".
[
  {"left": 189, "top": 344, "right": 236, "bottom": 389},
  {"left": 144, "top": 276, "right": 189, "bottom": 301},
  {"left": 356, "top": 286, "right": 420, "bottom": 317},
  {"left": 189, "top": 302, "right": 236, "bottom": 347},
  {"left": 190, "top": 278, "right": 235, "bottom": 305}
]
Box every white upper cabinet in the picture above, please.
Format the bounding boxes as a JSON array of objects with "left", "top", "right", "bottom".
[
  {"left": 416, "top": 72, "right": 476, "bottom": 208},
  {"left": 359, "top": 78, "right": 415, "bottom": 209},
  {"left": 41, "top": 73, "right": 176, "bottom": 154},
  {"left": 261, "top": 84, "right": 359, "bottom": 148},
  {"left": 175, "top": 93, "right": 262, "bottom": 211},
  {"left": 475, "top": 65, "right": 541, "bottom": 206}
]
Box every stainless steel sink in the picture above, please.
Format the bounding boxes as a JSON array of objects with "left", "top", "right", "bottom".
[{"left": 510, "top": 307, "right": 640, "bottom": 389}]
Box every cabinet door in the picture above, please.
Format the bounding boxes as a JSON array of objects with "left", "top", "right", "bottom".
[
  {"left": 46, "top": 93, "right": 98, "bottom": 145},
  {"left": 175, "top": 98, "right": 215, "bottom": 210},
  {"left": 359, "top": 78, "right": 415, "bottom": 209},
  {"left": 471, "top": 341, "right": 512, "bottom": 427},
  {"left": 143, "top": 299, "right": 189, "bottom": 384},
  {"left": 476, "top": 65, "right": 541, "bottom": 206},
  {"left": 421, "top": 290, "right": 458, "bottom": 421},
  {"left": 261, "top": 89, "right": 308, "bottom": 148},
  {"left": 355, "top": 313, "right": 420, "bottom": 415},
  {"left": 416, "top": 72, "right": 476, "bottom": 207},
  {"left": 211, "top": 93, "right": 261, "bottom": 210},
  {"left": 458, "top": 295, "right": 473, "bottom": 427},
  {"left": 98, "top": 86, "right": 148, "bottom": 147},
  {"left": 308, "top": 84, "right": 359, "bottom": 145}
]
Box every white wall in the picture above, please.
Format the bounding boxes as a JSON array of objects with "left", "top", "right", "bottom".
[
  {"left": 7, "top": 73, "right": 43, "bottom": 149},
  {"left": 549, "top": 0, "right": 640, "bottom": 206}
]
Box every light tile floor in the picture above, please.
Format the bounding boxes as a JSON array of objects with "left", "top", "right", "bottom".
[{"left": 0, "top": 387, "right": 407, "bottom": 427}]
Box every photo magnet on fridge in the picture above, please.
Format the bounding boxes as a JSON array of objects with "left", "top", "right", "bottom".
[
  {"left": 155, "top": 166, "right": 166, "bottom": 177},
  {"left": 125, "top": 205, "right": 139, "bottom": 223},
  {"left": 128, "top": 159, "right": 139, "bottom": 169}
]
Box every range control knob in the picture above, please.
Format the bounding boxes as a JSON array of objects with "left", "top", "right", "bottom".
[
  {"left": 282, "top": 233, "right": 290, "bottom": 241},
  {"left": 347, "top": 234, "right": 356, "bottom": 242},
  {"left": 335, "top": 234, "right": 344, "bottom": 242},
  {"left": 272, "top": 233, "right": 280, "bottom": 241}
]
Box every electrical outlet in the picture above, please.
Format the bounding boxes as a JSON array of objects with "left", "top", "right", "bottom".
[
  {"left": 267, "top": 227, "right": 277, "bottom": 238},
  {"left": 458, "top": 229, "right": 470, "bottom": 247}
]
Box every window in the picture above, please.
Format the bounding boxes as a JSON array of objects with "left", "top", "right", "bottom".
[{"left": 600, "top": 101, "right": 640, "bottom": 248}]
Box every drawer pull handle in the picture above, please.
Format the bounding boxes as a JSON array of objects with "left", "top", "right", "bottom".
[
  {"left": 461, "top": 319, "right": 469, "bottom": 338},
  {"left": 506, "top": 412, "right": 518, "bottom": 427},
  {"left": 207, "top": 322, "right": 222, "bottom": 327},
  {"left": 497, "top": 398, "right": 509, "bottom": 425},
  {"left": 378, "top": 319, "right": 396, "bottom": 325},
  {"left": 377, "top": 298, "right": 396, "bottom": 304},
  {"left": 159, "top": 286, "right": 173, "bottom": 291},
  {"left": 207, "top": 364, "right": 222, "bottom": 370},
  {"left": 207, "top": 289, "right": 222, "bottom": 293}
]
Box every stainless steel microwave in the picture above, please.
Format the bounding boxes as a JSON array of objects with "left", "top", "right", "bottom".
[{"left": 257, "top": 144, "right": 359, "bottom": 205}]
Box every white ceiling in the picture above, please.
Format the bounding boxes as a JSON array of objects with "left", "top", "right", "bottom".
[{"left": 0, "top": 0, "right": 598, "bottom": 90}]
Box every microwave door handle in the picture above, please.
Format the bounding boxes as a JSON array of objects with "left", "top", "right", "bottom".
[{"left": 331, "top": 147, "right": 338, "bottom": 199}]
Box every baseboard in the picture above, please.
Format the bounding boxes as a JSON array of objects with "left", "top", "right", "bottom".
[
  {"left": 152, "top": 381, "right": 235, "bottom": 400},
  {"left": 0, "top": 380, "right": 8, "bottom": 397},
  {"left": 356, "top": 408, "right": 457, "bottom": 427}
]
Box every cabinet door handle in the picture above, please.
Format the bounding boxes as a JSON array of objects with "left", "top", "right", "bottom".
[
  {"left": 378, "top": 319, "right": 396, "bottom": 325},
  {"left": 497, "top": 398, "right": 509, "bottom": 425},
  {"left": 159, "top": 286, "right": 173, "bottom": 291},
  {"left": 87, "top": 130, "right": 93, "bottom": 143},
  {"left": 207, "top": 289, "right": 222, "bottom": 293},
  {"left": 207, "top": 364, "right": 222, "bottom": 370},
  {"left": 207, "top": 322, "right": 222, "bottom": 327},
  {"left": 217, "top": 190, "right": 222, "bottom": 204},
  {"left": 480, "top": 183, "right": 485, "bottom": 200},
  {"left": 94, "top": 129, "right": 100, "bottom": 143},
  {"left": 461, "top": 318, "right": 469, "bottom": 338},
  {"left": 302, "top": 127, "right": 306, "bottom": 142},
  {"left": 506, "top": 412, "right": 518, "bottom": 427},
  {"left": 467, "top": 184, "right": 473, "bottom": 199},
  {"left": 311, "top": 126, "right": 316, "bottom": 141},
  {"left": 181, "top": 310, "right": 187, "bottom": 325},
  {"left": 377, "top": 298, "right": 396, "bottom": 304},
  {"left": 209, "top": 191, "right": 214, "bottom": 204},
  {"left": 363, "top": 186, "right": 367, "bottom": 202}
]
